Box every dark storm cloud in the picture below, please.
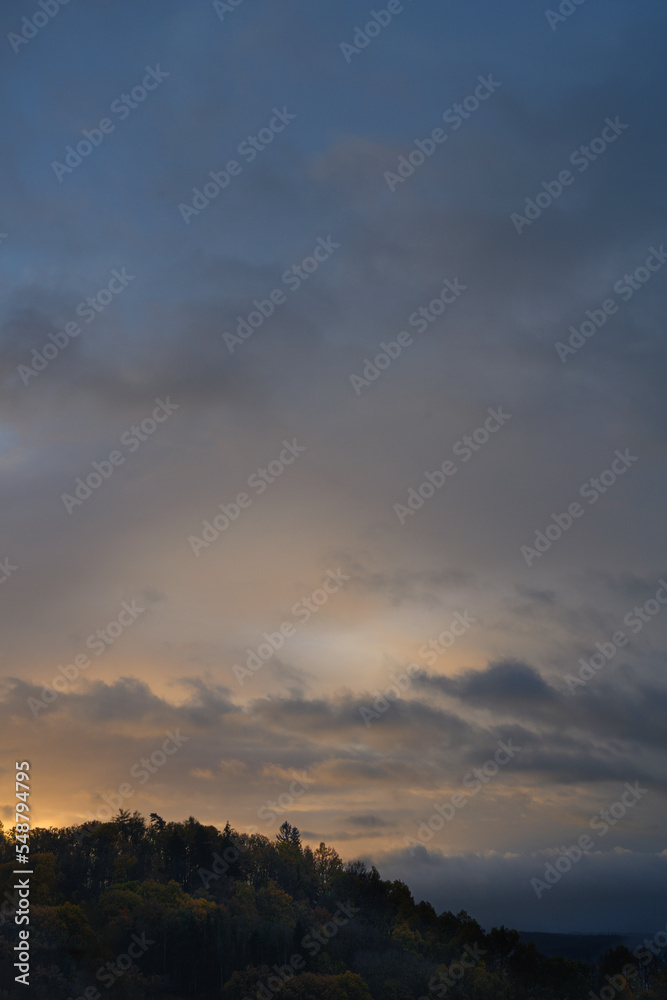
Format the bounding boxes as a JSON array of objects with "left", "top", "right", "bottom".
[
  {"left": 414, "top": 660, "right": 667, "bottom": 781},
  {"left": 422, "top": 659, "right": 556, "bottom": 704},
  {"left": 245, "top": 690, "right": 474, "bottom": 752},
  {"left": 378, "top": 847, "right": 667, "bottom": 935},
  {"left": 4, "top": 670, "right": 666, "bottom": 796},
  {"left": 0, "top": 675, "right": 237, "bottom": 728}
]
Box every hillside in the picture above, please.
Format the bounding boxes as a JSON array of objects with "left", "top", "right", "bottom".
[{"left": 0, "top": 813, "right": 664, "bottom": 999}]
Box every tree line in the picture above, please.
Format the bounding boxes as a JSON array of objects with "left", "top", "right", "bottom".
[{"left": 0, "top": 812, "right": 663, "bottom": 999}]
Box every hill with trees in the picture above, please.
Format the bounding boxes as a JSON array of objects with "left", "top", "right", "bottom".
[{"left": 0, "top": 812, "right": 663, "bottom": 999}]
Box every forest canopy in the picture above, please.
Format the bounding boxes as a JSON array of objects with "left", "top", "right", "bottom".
[{"left": 0, "top": 812, "right": 662, "bottom": 1000}]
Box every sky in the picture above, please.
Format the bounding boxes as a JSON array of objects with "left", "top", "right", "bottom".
[{"left": 1, "top": 0, "right": 667, "bottom": 935}]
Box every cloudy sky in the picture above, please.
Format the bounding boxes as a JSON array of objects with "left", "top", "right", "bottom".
[{"left": 1, "top": 0, "right": 667, "bottom": 934}]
